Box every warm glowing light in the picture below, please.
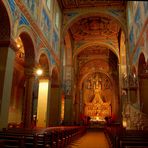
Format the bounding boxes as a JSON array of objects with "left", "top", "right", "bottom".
[
  {"left": 122, "top": 120, "right": 127, "bottom": 128},
  {"left": 36, "top": 69, "right": 43, "bottom": 76},
  {"left": 17, "top": 44, "right": 21, "bottom": 48},
  {"left": 37, "top": 80, "right": 49, "bottom": 127}
]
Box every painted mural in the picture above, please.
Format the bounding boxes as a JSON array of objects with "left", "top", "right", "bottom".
[
  {"left": 39, "top": 48, "right": 55, "bottom": 65},
  {"left": 46, "top": 0, "right": 51, "bottom": 11},
  {"left": 129, "top": 26, "right": 134, "bottom": 54},
  {"left": 41, "top": 8, "right": 51, "bottom": 40},
  {"left": 143, "top": 1, "right": 148, "bottom": 15},
  {"left": 8, "top": 0, "right": 30, "bottom": 38},
  {"left": 52, "top": 30, "right": 59, "bottom": 56},
  {"left": 127, "top": 2, "right": 134, "bottom": 28},
  {"left": 134, "top": 4, "right": 142, "bottom": 43},
  {"left": 128, "top": 1, "right": 148, "bottom": 65},
  {"left": 133, "top": 47, "right": 141, "bottom": 65},
  {"left": 23, "top": 0, "right": 38, "bottom": 20},
  {"left": 7, "top": 0, "right": 60, "bottom": 68}
]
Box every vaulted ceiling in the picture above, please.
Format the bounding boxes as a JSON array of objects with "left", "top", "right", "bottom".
[
  {"left": 58, "top": 0, "right": 126, "bottom": 9},
  {"left": 70, "top": 16, "right": 120, "bottom": 42},
  {"left": 59, "top": 0, "right": 126, "bottom": 87}
]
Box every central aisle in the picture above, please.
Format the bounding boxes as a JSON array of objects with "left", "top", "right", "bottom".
[{"left": 67, "top": 129, "right": 109, "bottom": 148}]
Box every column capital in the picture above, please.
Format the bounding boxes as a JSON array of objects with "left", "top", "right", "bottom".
[
  {"left": 38, "top": 75, "right": 51, "bottom": 80},
  {"left": 0, "top": 38, "right": 19, "bottom": 52},
  {"left": 9, "top": 38, "right": 19, "bottom": 52},
  {"left": 24, "top": 67, "right": 34, "bottom": 77}
]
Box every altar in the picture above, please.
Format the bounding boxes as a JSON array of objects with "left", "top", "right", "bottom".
[{"left": 84, "top": 80, "right": 111, "bottom": 122}]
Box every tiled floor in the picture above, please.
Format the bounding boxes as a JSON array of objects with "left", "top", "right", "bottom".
[{"left": 67, "top": 129, "right": 110, "bottom": 148}]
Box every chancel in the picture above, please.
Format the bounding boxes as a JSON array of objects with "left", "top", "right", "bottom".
[
  {"left": 0, "top": 0, "right": 148, "bottom": 148},
  {"left": 84, "top": 72, "right": 111, "bottom": 123}
]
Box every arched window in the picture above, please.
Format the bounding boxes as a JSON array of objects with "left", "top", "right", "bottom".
[
  {"left": 55, "top": 11, "right": 59, "bottom": 29},
  {"left": 46, "top": 0, "right": 51, "bottom": 11}
]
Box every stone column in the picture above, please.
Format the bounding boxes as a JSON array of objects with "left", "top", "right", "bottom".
[
  {"left": 75, "top": 88, "right": 81, "bottom": 125},
  {"left": 46, "top": 78, "right": 51, "bottom": 126},
  {"left": 0, "top": 42, "right": 16, "bottom": 129},
  {"left": 64, "top": 95, "right": 73, "bottom": 125},
  {"left": 48, "top": 84, "right": 61, "bottom": 126},
  {"left": 23, "top": 68, "right": 35, "bottom": 128},
  {"left": 118, "top": 63, "right": 122, "bottom": 123}
]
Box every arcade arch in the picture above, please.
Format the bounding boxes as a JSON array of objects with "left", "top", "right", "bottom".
[{"left": 138, "top": 53, "right": 148, "bottom": 115}]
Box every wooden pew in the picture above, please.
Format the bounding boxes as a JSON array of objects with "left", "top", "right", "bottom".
[
  {"left": 0, "top": 126, "right": 86, "bottom": 148},
  {"left": 105, "top": 125, "right": 148, "bottom": 148}
]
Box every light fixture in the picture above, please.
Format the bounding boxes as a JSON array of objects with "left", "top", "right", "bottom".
[
  {"left": 36, "top": 68, "right": 43, "bottom": 76},
  {"left": 122, "top": 119, "right": 127, "bottom": 128},
  {"left": 17, "top": 44, "right": 21, "bottom": 48}
]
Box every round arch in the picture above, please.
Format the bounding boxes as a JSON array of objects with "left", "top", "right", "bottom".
[
  {"left": 62, "top": 12, "right": 127, "bottom": 39},
  {"left": 73, "top": 41, "right": 119, "bottom": 60},
  {"left": 0, "top": 0, "right": 11, "bottom": 42},
  {"left": 18, "top": 32, "right": 35, "bottom": 67},
  {"left": 138, "top": 52, "right": 146, "bottom": 75},
  {"left": 79, "top": 69, "right": 113, "bottom": 90},
  {"left": 17, "top": 25, "right": 37, "bottom": 63},
  {"left": 8, "top": 27, "right": 36, "bottom": 128},
  {"left": 78, "top": 68, "right": 118, "bottom": 122},
  {"left": 138, "top": 52, "right": 148, "bottom": 114},
  {"left": 37, "top": 48, "right": 52, "bottom": 76},
  {"left": 51, "top": 65, "right": 60, "bottom": 85}
]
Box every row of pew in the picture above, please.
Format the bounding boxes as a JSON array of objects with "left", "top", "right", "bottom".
[
  {"left": 0, "top": 126, "right": 86, "bottom": 148},
  {"left": 104, "top": 124, "right": 148, "bottom": 148}
]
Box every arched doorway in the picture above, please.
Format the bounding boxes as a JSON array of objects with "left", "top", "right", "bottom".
[
  {"left": 138, "top": 53, "right": 148, "bottom": 114},
  {"left": 8, "top": 32, "right": 35, "bottom": 128}
]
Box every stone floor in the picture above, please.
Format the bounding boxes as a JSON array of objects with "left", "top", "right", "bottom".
[{"left": 66, "top": 129, "right": 110, "bottom": 148}]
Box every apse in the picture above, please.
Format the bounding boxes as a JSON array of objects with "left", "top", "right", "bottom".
[{"left": 83, "top": 72, "right": 112, "bottom": 121}]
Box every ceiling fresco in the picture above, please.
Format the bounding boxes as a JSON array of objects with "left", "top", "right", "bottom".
[
  {"left": 58, "top": 0, "right": 126, "bottom": 9},
  {"left": 70, "top": 16, "right": 120, "bottom": 42},
  {"left": 77, "top": 45, "right": 109, "bottom": 58}
]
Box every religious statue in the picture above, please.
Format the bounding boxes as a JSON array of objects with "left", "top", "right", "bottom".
[
  {"left": 85, "top": 80, "right": 111, "bottom": 121},
  {"left": 91, "top": 81, "right": 103, "bottom": 104}
]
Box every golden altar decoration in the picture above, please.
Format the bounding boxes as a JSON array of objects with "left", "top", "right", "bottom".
[{"left": 84, "top": 73, "right": 111, "bottom": 121}]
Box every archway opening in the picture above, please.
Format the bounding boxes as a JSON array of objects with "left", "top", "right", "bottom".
[
  {"left": 8, "top": 32, "right": 35, "bottom": 128},
  {"left": 76, "top": 48, "right": 119, "bottom": 125},
  {"left": 36, "top": 53, "right": 50, "bottom": 128},
  {"left": 138, "top": 53, "right": 148, "bottom": 114},
  {"left": 8, "top": 37, "right": 25, "bottom": 126}
]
